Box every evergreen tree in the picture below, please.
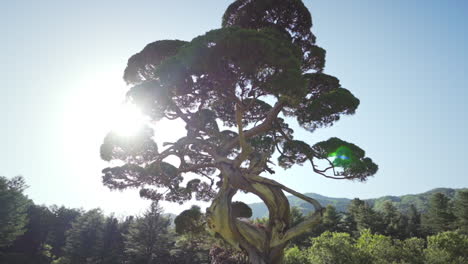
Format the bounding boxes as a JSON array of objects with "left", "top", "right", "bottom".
[
  {"left": 100, "top": 215, "right": 125, "bottom": 264},
  {"left": 381, "top": 201, "right": 405, "bottom": 238},
  {"left": 47, "top": 206, "right": 82, "bottom": 259},
  {"left": 406, "top": 204, "right": 422, "bottom": 238},
  {"left": 287, "top": 207, "right": 310, "bottom": 247},
  {"left": 422, "top": 192, "right": 456, "bottom": 234},
  {"left": 173, "top": 205, "right": 212, "bottom": 263},
  {"left": 5, "top": 205, "right": 55, "bottom": 263},
  {"left": 346, "top": 198, "right": 383, "bottom": 235},
  {"left": 124, "top": 202, "right": 172, "bottom": 264},
  {"left": 453, "top": 190, "right": 468, "bottom": 234},
  {"left": 62, "top": 209, "right": 105, "bottom": 264},
  {"left": 0, "top": 176, "right": 31, "bottom": 248},
  {"left": 321, "top": 204, "right": 343, "bottom": 233}
]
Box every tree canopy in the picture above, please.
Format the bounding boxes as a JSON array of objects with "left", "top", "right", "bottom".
[{"left": 0, "top": 176, "right": 31, "bottom": 248}]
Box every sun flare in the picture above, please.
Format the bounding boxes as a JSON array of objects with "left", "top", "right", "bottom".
[{"left": 110, "top": 103, "right": 148, "bottom": 137}]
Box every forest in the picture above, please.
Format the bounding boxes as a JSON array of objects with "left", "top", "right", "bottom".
[{"left": 1, "top": 175, "right": 467, "bottom": 264}]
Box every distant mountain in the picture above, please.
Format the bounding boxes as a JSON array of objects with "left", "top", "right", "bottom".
[{"left": 248, "top": 187, "right": 467, "bottom": 219}]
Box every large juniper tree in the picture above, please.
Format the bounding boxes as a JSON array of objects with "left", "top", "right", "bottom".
[{"left": 100, "top": 0, "right": 378, "bottom": 263}]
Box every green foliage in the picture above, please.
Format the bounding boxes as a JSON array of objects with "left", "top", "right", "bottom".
[
  {"left": 356, "top": 229, "right": 401, "bottom": 264},
  {"left": 295, "top": 88, "right": 360, "bottom": 132},
  {"left": 287, "top": 207, "right": 310, "bottom": 247},
  {"left": 124, "top": 202, "right": 172, "bottom": 264},
  {"left": 308, "top": 231, "right": 363, "bottom": 264},
  {"left": 321, "top": 204, "right": 344, "bottom": 233},
  {"left": 347, "top": 198, "right": 384, "bottom": 235},
  {"left": 312, "top": 138, "right": 378, "bottom": 180},
  {"left": 222, "top": 0, "right": 322, "bottom": 71},
  {"left": 380, "top": 201, "right": 406, "bottom": 238},
  {"left": 425, "top": 231, "right": 468, "bottom": 264},
  {"left": 4, "top": 205, "right": 56, "bottom": 263},
  {"left": 100, "top": 126, "right": 158, "bottom": 163},
  {"left": 0, "top": 176, "right": 31, "bottom": 248},
  {"left": 399, "top": 237, "right": 426, "bottom": 264},
  {"left": 47, "top": 206, "right": 82, "bottom": 259},
  {"left": 284, "top": 246, "right": 310, "bottom": 264},
  {"left": 156, "top": 26, "right": 306, "bottom": 107},
  {"left": 249, "top": 188, "right": 466, "bottom": 221},
  {"left": 231, "top": 201, "right": 253, "bottom": 218},
  {"left": 124, "top": 40, "right": 187, "bottom": 85},
  {"left": 453, "top": 190, "right": 468, "bottom": 234},
  {"left": 100, "top": 215, "right": 126, "bottom": 264},
  {"left": 101, "top": 0, "right": 378, "bottom": 213},
  {"left": 405, "top": 204, "right": 422, "bottom": 238},
  {"left": 62, "top": 209, "right": 105, "bottom": 264},
  {"left": 422, "top": 193, "right": 456, "bottom": 234},
  {"left": 174, "top": 205, "right": 204, "bottom": 234},
  {"left": 284, "top": 230, "right": 432, "bottom": 264},
  {"left": 2, "top": 181, "right": 468, "bottom": 263}
]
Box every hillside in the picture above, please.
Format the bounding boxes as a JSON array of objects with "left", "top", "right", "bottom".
[{"left": 248, "top": 187, "right": 467, "bottom": 219}]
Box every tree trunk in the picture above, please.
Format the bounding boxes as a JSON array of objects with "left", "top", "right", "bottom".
[{"left": 206, "top": 164, "right": 310, "bottom": 264}]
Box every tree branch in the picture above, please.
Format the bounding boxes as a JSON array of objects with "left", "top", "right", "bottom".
[
  {"left": 178, "top": 163, "right": 216, "bottom": 174},
  {"left": 309, "top": 158, "right": 356, "bottom": 179},
  {"left": 234, "top": 103, "right": 253, "bottom": 167},
  {"left": 275, "top": 210, "right": 322, "bottom": 246},
  {"left": 222, "top": 100, "right": 285, "bottom": 152},
  {"left": 249, "top": 175, "right": 322, "bottom": 211}
]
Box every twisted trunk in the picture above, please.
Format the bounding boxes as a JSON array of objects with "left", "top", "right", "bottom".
[{"left": 206, "top": 164, "right": 323, "bottom": 264}]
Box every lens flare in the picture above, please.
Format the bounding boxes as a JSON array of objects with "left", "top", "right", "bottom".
[
  {"left": 329, "top": 146, "right": 353, "bottom": 167},
  {"left": 111, "top": 104, "right": 148, "bottom": 137}
]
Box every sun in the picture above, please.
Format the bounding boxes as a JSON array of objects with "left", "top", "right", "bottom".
[{"left": 110, "top": 103, "right": 148, "bottom": 137}]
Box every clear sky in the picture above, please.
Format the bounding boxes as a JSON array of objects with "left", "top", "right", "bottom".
[{"left": 1, "top": 0, "right": 468, "bottom": 216}]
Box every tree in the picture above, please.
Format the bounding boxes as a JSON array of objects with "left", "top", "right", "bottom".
[
  {"left": 283, "top": 246, "right": 309, "bottom": 264},
  {"left": 307, "top": 231, "right": 363, "bottom": 264},
  {"left": 423, "top": 193, "right": 456, "bottom": 234},
  {"left": 124, "top": 202, "right": 172, "bottom": 264},
  {"left": 0, "top": 176, "right": 31, "bottom": 248},
  {"left": 320, "top": 204, "right": 343, "bottom": 233},
  {"left": 100, "top": 215, "right": 125, "bottom": 264},
  {"left": 346, "top": 198, "right": 383, "bottom": 235},
  {"left": 100, "top": 0, "right": 378, "bottom": 262},
  {"left": 173, "top": 205, "right": 212, "bottom": 263},
  {"left": 424, "top": 231, "right": 468, "bottom": 264},
  {"left": 453, "top": 190, "right": 468, "bottom": 234},
  {"left": 405, "top": 204, "right": 422, "bottom": 238},
  {"left": 380, "top": 201, "right": 406, "bottom": 238},
  {"left": 4, "top": 205, "right": 55, "bottom": 263},
  {"left": 47, "top": 206, "right": 82, "bottom": 259},
  {"left": 62, "top": 209, "right": 105, "bottom": 264}
]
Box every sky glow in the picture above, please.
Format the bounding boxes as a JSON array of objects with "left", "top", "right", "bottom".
[{"left": 1, "top": 0, "right": 468, "bottom": 216}]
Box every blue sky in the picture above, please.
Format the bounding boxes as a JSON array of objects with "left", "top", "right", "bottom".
[{"left": 1, "top": 0, "right": 468, "bottom": 215}]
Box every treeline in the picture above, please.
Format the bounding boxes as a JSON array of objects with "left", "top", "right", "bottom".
[
  {"left": 1, "top": 175, "right": 468, "bottom": 263},
  {"left": 281, "top": 193, "right": 468, "bottom": 263},
  {"left": 0, "top": 176, "right": 244, "bottom": 264}
]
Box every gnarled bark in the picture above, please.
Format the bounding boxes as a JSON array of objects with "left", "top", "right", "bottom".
[{"left": 206, "top": 164, "right": 323, "bottom": 264}]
